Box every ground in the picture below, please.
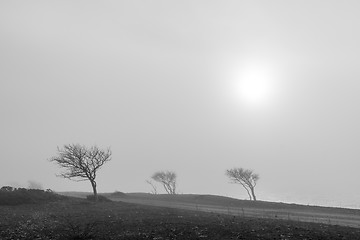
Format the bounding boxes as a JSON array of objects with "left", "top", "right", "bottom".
[{"left": 1, "top": 198, "right": 360, "bottom": 240}]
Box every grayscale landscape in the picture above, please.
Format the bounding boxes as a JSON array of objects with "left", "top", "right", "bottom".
[{"left": 1, "top": 1, "right": 360, "bottom": 239}]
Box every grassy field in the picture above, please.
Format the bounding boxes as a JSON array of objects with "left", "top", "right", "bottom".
[
  {"left": 2, "top": 197, "right": 360, "bottom": 240},
  {"left": 100, "top": 193, "right": 360, "bottom": 229}
]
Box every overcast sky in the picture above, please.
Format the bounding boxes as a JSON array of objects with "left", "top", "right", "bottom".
[{"left": 1, "top": 1, "right": 360, "bottom": 208}]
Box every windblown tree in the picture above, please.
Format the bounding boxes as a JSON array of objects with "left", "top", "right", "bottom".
[
  {"left": 151, "top": 171, "right": 176, "bottom": 194},
  {"left": 49, "top": 144, "right": 112, "bottom": 202},
  {"left": 226, "top": 168, "right": 259, "bottom": 201}
]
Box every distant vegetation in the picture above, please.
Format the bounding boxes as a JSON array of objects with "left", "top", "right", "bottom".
[
  {"left": 0, "top": 186, "right": 67, "bottom": 205},
  {"left": 151, "top": 170, "right": 177, "bottom": 194},
  {"left": 226, "top": 168, "right": 259, "bottom": 201},
  {"left": 48, "top": 144, "right": 261, "bottom": 202},
  {"left": 110, "top": 191, "right": 127, "bottom": 198}
]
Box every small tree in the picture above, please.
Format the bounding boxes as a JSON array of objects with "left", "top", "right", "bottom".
[
  {"left": 49, "top": 144, "right": 112, "bottom": 202},
  {"left": 151, "top": 171, "right": 176, "bottom": 194},
  {"left": 226, "top": 167, "right": 259, "bottom": 201}
]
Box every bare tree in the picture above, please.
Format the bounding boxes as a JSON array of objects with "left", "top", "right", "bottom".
[
  {"left": 151, "top": 171, "right": 176, "bottom": 194},
  {"left": 146, "top": 179, "right": 158, "bottom": 194},
  {"left": 226, "top": 168, "right": 259, "bottom": 201},
  {"left": 49, "top": 144, "right": 112, "bottom": 202}
]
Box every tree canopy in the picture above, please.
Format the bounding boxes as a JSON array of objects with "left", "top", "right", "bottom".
[
  {"left": 152, "top": 171, "right": 177, "bottom": 194},
  {"left": 226, "top": 167, "right": 259, "bottom": 201}
]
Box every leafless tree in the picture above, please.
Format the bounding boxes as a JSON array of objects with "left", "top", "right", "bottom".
[
  {"left": 49, "top": 144, "right": 112, "bottom": 202},
  {"left": 226, "top": 167, "right": 259, "bottom": 201},
  {"left": 151, "top": 171, "right": 176, "bottom": 194},
  {"left": 146, "top": 179, "right": 158, "bottom": 194}
]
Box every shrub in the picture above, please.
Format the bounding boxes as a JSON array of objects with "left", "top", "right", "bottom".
[
  {"left": 111, "top": 191, "right": 127, "bottom": 198},
  {"left": 0, "top": 186, "right": 67, "bottom": 205},
  {"left": 0, "top": 186, "right": 15, "bottom": 191}
]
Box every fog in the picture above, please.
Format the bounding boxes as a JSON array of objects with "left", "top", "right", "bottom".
[{"left": 1, "top": 1, "right": 360, "bottom": 208}]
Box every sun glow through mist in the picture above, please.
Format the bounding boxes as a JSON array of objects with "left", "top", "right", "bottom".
[{"left": 232, "top": 62, "right": 278, "bottom": 109}]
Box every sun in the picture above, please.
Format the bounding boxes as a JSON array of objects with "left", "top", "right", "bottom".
[{"left": 232, "top": 63, "right": 277, "bottom": 108}]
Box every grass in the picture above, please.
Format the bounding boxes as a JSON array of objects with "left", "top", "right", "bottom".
[
  {"left": 103, "top": 193, "right": 360, "bottom": 228},
  {"left": 117, "top": 193, "right": 360, "bottom": 214},
  {"left": 1, "top": 197, "right": 360, "bottom": 239}
]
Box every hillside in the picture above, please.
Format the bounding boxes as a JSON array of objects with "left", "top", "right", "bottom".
[
  {"left": 60, "top": 191, "right": 360, "bottom": 215},
  {"left": 106, "top": 192, "right": 360, "bottom": 214},
  {"left": 1, "top": 198, "right": 360, "bottom": 239},
  {"left": 58, "top": 191, "right": 360, "bottom": 228},
  {"left": 107, "top": 192, "right": 360, "bottom": 228}
]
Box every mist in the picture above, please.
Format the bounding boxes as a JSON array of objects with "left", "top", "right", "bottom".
[{"left": 1, "top": 1, "right": 360, "bottom": 209}]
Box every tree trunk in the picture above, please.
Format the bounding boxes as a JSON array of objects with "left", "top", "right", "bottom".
[
  {"left": 91, "top": 180, "right": 98, "bottom": 202},
  {"left": 250, "top": 187, "right": 256, "bottom": 201},
  {"left": 242, "top": 185, "right": 252, "bottom": 200},
  {"left": 163, "top": 184, "right": 170, "bottom": 194}
]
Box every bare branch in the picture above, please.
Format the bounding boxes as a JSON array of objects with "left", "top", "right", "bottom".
[
  {"left": 151, "top": 171, "right": 177, "bottom": 194},
  {"left": 146, "top": 180, "right": 158, "bottom": 194},
  {"left": 49, "top": 144, "right": 112, "bottom": 201},
  {"left": 226, "top": 167, "right": 259, "bottom": 201}
]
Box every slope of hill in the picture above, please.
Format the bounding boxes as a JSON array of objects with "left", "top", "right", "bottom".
[
  {"left": 105, "top": 193, "right": 360, "bottom": 228},
  {"left": 57, "top": 191, "right": 360, "bottom": 228},
  {"left": 57, "top": 191, "right": 90, "bottom": 198},
  {"left": 2, "top": 199, "right": 360, "bottom": 239},
  {"left": 112, "top": 193, "right": 360, "bottom": 214}
]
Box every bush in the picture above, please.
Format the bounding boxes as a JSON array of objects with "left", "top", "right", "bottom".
[
  {"left": 111, "top": 191, "right": 127, "bottom": 198},
  {"left": 0, "top": 186, "right": 15, "bottom": 191},
  {"left": 0, "top": 186, "right": 67, "bottom": 205},
  {"left": 86, "top": 195, "right": 112, "bottom": 202}
]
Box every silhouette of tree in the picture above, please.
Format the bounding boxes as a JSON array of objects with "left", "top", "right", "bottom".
[
  {"left": 50, "top": 144, "right": 112, "bottom": 202},
  {"left": 151, "top": 171, "right": 176, "bottom": 194},
  {"left": 226, "top": 167, "right": 259, "bottom": 201}
]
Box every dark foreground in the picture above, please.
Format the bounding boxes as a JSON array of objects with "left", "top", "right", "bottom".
[{"left": 1, "top": 199, "right": 360, "bottom": 240}]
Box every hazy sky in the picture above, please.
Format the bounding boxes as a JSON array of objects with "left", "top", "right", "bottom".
[{"left": 1, "top": 1, "right": 360, "bottom": 208}]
